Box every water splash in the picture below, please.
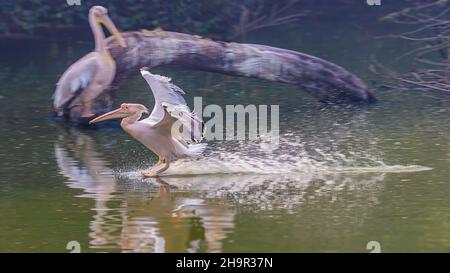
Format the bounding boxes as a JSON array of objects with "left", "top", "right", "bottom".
[{"left": 119, "top": 134, "right": 432, "bottom": 177}]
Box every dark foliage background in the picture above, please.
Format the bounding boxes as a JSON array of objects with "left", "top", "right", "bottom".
[{"left": 0, "top": 0, "right": 376, "bottom": 39}]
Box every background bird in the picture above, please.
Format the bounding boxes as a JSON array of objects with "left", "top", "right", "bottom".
[
  {"left": 90, "top": 67, "right": 206, "bottom": 177},
  {"left": 53, "top": 6, "right": 127, "bottom": 121}
]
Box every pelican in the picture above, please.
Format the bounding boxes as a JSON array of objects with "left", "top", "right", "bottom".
[
  {"left": 53, "top": 6, "right": 127, "bottom": 119},
  {"left": 90, "top": 68, "right": 206, "bottom": 177}
]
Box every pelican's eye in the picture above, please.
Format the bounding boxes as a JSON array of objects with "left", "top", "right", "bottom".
[{"left": 122, "top": 105, "right": 129, "bottom": 110}]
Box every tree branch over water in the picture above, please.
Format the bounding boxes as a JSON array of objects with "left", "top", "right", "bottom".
[
  {"left": 105, "top": 30, "right": 375, "bottom": 105},
  {"left": 374, "top": 0, "right": 450, "bottom": 93}
]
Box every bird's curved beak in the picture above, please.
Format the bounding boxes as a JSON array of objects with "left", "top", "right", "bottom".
[
  {"left": 98, "top": 14, "right": 127, "bottom": 48},
  {"left": 89, "top": 107, "right": 130, "bottom": 124}
]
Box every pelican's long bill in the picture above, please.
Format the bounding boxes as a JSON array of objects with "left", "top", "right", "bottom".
[
  {"left": 89, "top": 107, "right": 130, "bottom": 124},
  {"left": 98, "top": 14, "right": 127, "bottom": 48}
]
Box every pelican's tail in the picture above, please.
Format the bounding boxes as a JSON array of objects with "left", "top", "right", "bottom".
[{"left": 186, "top": 143, "right": 207, "bottom": 157}]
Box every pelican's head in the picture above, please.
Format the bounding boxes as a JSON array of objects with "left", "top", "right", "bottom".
[
  {"left": 89, "top": 103, "right": 149, "bottom": 124},
  {"left": 90, "top": 5, "right": 127, "bottom": 48}
]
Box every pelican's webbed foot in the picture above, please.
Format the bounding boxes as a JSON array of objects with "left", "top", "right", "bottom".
[{"left": 143, "top": 159, "right": 170, "bottom": 178}]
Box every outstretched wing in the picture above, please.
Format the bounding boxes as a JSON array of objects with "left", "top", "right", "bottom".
[
  {"left": 162, "top": 102, "right": 204, "bottom": 143},
  {"left": 53, "top": 53, "right": 99, "bottom": 115},
  {"left": 140, "top": 70, "right": 204, "bottom": 143}
]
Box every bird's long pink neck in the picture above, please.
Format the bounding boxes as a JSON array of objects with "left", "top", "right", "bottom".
[
  {"left": 89, "top": 12, "right": 105, "bottom": 52},
  {"left": 121, "top": 112, "right": 144, "bottom": 127}
]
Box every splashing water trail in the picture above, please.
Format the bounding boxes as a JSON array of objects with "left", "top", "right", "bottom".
[{"left": 119, "top": 134, "right": 432, "bottom": 178}]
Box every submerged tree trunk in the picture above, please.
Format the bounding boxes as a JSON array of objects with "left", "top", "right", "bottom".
[{"left": 106, "top": 29, "right": 375, "bottom": 104}]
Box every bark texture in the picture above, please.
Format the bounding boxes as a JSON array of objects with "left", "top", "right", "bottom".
[{"left": 106, "top": 29, "right": 376, "bottom": 104}]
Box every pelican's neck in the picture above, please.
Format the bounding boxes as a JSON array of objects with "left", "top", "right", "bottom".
[
  {"left": 121, "top": 112, "right": 144, "bottom": 128},
  {"left": 89, "top": 12, "right": 105, "bottom": 52}
]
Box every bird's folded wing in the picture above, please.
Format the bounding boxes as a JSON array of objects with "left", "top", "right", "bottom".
[
  {"left": 162, "top": 102, "right": 205, "bottom": 144},
  {"left": 53, "top": 55, "right": 99, "bottom": 110}
]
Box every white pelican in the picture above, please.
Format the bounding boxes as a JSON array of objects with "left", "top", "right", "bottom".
[
  {"left": 90, "top": 67, "right": 206, "bottom": 177},
  {"left": 53, "top": 6, "right": 127, "bottom": 119}
]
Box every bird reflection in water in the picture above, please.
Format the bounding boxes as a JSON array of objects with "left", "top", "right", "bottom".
[
  {"left": 54, "top": 128, "right": 235, "bottom": 253},
  {"left": 54, "top": 127, "right": 391, "bottom": 252}
]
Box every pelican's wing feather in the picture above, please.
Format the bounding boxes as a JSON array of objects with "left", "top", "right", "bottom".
[
  {"left": 140, "top": 70, "right": 186, "bottom": 126},
  {"left": 140, "top": 70, "right": 204, "bottom": 142},
  {"left": 162, "top": 102, "right": 205, "bottom": 143},
  {"left": 141, "top": 71, "right": 186, "bottom": 103},
  {"left": 53, "top": 53, "right": 99, "bottom": 114}
]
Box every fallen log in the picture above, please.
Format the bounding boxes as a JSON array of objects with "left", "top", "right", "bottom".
[
  {"left": 109, "top": 30, "right": 375, "bottom": 102},
  {"left": 66, "top": 29, "right": 376, "bottom": 122}
]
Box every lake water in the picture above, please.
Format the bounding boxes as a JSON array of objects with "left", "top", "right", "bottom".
[{"left": 0, "top": 5, "right": 449, "bottom": 252}]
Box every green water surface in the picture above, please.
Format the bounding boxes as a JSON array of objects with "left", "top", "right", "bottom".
[{"left": 0, "top": 3, "right": 449, "bottom": 252}]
